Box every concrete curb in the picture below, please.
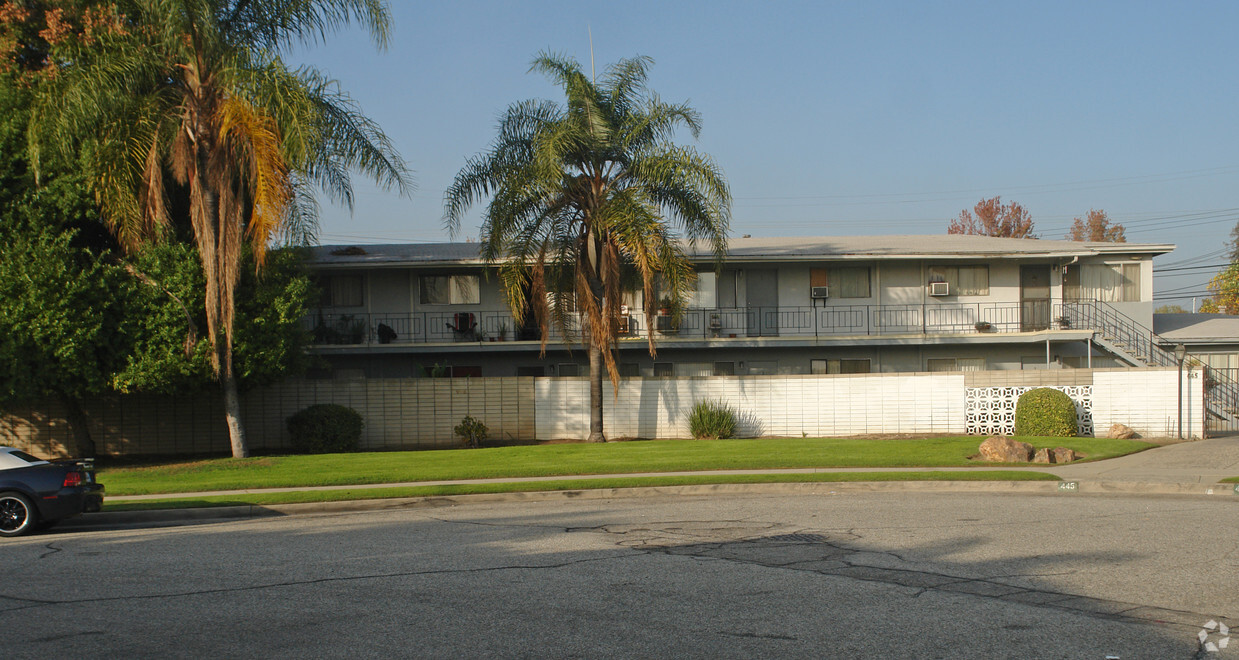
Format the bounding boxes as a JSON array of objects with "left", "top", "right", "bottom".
[{"left": 60, "top": 478, "right": 1239, "bottom": 532}]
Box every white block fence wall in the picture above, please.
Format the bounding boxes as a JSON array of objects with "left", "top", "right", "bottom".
[
  {"left": 536, "top": 368, "right": 1204, "bottom": 441},
  {"left": 2, "top": 367, "right": 1206, "bottom": 457},
  {"left": 536, "top": 374, "right": 967, "bottom": 439}
]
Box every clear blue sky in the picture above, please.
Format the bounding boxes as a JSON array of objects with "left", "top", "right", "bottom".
[{"left": 290, "top": 0, "right": 1239, "bottom": 307}]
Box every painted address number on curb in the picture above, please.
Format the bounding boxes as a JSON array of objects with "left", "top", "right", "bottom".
[{"left": 1058, "top": 481, "right": 1079, "bottom": 492}]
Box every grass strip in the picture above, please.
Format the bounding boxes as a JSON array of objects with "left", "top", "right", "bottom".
[
  {"left": 102, "top": 470, "right": 1061, "bottom": 511},
  {"left": 99, "top": 436, "right": 1151, "bottom": 496}
]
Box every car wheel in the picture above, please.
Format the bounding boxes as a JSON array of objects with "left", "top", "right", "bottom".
[{"left": 0, "top": 492, "right": 38, "bottom": 537}]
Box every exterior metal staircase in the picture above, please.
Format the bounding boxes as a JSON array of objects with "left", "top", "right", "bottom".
[{"left": 1060, "top": 301, "right": 1239, "bottom": 430}]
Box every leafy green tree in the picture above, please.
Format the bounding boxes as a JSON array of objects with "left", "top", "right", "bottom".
[
  {"left": 1203, "top": 263, "right": 1239, "bottom": 315},
  {"left": 445, "top": 53, "right": 730, "bottom": 442},
  {"left": 0, "top": 220, "right": 131, "bottom": 457},
  {"left": 1154, "top": 305, "right": 1187, "bottom": 314},
  {"left": 114, "top": 242, "right": 316, "bottom": 394},
  {"left": 31, "top": 0, "right": 411, "bottom": 457}
]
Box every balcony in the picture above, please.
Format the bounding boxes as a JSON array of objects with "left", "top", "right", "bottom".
[{"left": 306, "top": 301, "right": 1082, "bottom": 347}]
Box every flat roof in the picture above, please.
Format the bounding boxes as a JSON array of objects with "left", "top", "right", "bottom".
[
  {"left": 309, "top": 235, "right": 1174, "bottom": 268},
  {"left": 1154, "top": 313, "right": 1239, "bottom": 344}
]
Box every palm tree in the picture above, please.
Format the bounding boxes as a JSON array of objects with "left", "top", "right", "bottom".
[
  {"left": 31, "top": 0, "right": 411, "bottom": 457},
  {"left": 445, "top": 52, "right": 730, "bottom": 442}
]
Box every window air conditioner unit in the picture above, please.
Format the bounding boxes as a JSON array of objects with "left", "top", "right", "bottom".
[
  {"left": 810, "top": 286, "right": 830, "bottom": 299},
  {"left": 929, "top": 281, "right": 950, "bottom": 297}
]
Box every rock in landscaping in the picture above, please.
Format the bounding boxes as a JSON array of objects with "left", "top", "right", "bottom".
[
  {"left": 1032, "top": 448, "right": 1055, "bottom": 464},
  {"left": 978, "top": 436, "right": 1035, "bottom": 463},
  {"left": 1052, "top": 447, "right": 1081, "bottom": 463},
  {"left": 1106, "top": 423, "right": 1137, "bottom": 439}
]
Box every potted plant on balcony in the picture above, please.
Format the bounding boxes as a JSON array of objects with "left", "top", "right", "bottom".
[
  {"left": 1054, "top": 316, "right": 1071, "bottom": 329},
  {"left": 498, "top": 323, "right": 509, "bottom": 341},
  {"left": 974, "top": 320, "right": 993, "bottom": 332},
  {"left": 657, "top": 296, "right": 673, "bottom": 316}
]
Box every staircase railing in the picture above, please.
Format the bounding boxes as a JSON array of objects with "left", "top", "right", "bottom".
[
  {"left": 1057, "top": 300, "right": 1175, "bottom": 366},
  {"left": 1061, "top": 300, "right": 1238, "bottom": 428}
]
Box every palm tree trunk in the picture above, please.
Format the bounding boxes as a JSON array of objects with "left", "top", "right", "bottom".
[
  {"left": 222, "top": 372, "right": 249, "bottom": 458},
  {"left": 587, "top": 343, "right": 606, "bottom": 442}
]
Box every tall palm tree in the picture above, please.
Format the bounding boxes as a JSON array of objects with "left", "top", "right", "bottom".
[
  {"left": 31, "top": 0, "right": 411, "bottom": 457},
  {"left": 445, "top": 52, "right": 730, "bottom": 442}
]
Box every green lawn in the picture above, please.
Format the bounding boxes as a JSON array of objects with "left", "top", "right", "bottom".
[
  {"left": 1222, "top": 476, "right": 1238, "bottom": 483},
  {"left": 103, "top": 471, "right": 1062, "bottom": 511},
  {"left": 99, "top": 436, "right": 1153, "bottom": 496}
]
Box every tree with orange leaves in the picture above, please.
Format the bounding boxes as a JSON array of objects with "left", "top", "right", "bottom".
[
  {"left": 1066, "top": 209, "right": 1126, "bottom": 242},
  {"left": 947, "top": 197, "right": 1036, "bottom": 238}
]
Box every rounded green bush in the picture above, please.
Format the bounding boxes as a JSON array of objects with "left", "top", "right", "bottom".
[
  {"left": 1014, "top": 388, "right": 1078, "bottom": 437},
  {"left": 687, "top": 399, "right": 737, "bottom": 440},
  {"left": 286, "top": 404, "right": 364, "bottom": 453}
]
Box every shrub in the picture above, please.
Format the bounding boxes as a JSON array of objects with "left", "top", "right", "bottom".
[
  {"left": 286, "top": 404, "right": 364, "bottom": 453},
  {"left": 1014, "top": 388, "right": 1078, "bottom": 437},
  {"left": 454, "top": 415, "right": 489, "bottom": 448},
  {"left": 687, "top": 399, "right": 737, "bottom": 440}
]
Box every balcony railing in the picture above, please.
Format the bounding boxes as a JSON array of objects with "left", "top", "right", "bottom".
[{"left": 306, "top": 301, "right": 1082, "bottom": 346}]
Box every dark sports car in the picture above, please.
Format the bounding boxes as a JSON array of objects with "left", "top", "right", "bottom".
[{"left": 0, "top": 446, "right": 104, "bottom": 537}]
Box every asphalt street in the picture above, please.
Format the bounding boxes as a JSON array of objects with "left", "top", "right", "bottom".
[{"left": 2, "top": 491, "right": 1236, "bottom": 659}]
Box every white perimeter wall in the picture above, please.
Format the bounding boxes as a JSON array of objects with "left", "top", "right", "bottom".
[
  {"left": 536, "top": 368, "right": 1203, "bottom": 440},
  {"left": 537, "top": 374, "right": 967, "bottom": 439},
  {"left": 1091, "top": 368, "right": 1204, "bottom": 439}
]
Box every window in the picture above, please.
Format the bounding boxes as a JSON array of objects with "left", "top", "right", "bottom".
[
  {"left": 1061, "top": 356, "right": 1120, "bottom": 369},
  {"left": 957, "top": 358, "right": 986, "bottom": 372},
  {"left": 653, "top": 362, "right": 674, "bottom": 377},
  {"left": 811, "top": 267, "right": 871, "bottom": 298},
  {"left": 928, "top": 265, "right": 989, "bottom": 296},
  {"left": 1065, "top": 264, "right": 1140, "bottom": 302},
  {"left": 420, "top": 274, "right": 480, "bottom": 305},
  {"left": 557, "top": 363, "right": 580, "bottom": 377},
  {"left": 453, "top": 365, "right": 482, "bottom": 378},
  {"left": 925, "top": 357, "right": 986, "bottom": 372},
  {"left": 812, "top": 358, "right": 871, "bottom": 374},
  {"left": 745, "top": 361, "right": 778, "bottom": 375},
  {"left": 717, "top": 270, "right": 738, "bottom": 308},
  {"left": 319, "top": 274, "right": 364, "bottom": 307},
  {"left": 516, "top": 366, "right": 545, "bottom": 377},
  {"left": 619, "top": 363, "right": 641, "bottom": 378},
  {"left": 713, "top": 361, "right": 735, "bottom": 376},
  {"left": 675, "top": 363, "right": 714, "bottom": 377}
]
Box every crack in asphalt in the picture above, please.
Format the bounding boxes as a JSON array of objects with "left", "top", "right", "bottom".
[
  {"left": 0, "top": 553, "right": 630, "bottom": 614},
  {"left": 590, "top": 520, "right": 1217, "bottom": 632},
  {"left": 38, "top": 543, "right": 61, "bottom": 560}
]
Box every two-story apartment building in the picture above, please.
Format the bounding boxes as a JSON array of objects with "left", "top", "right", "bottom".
[{"left": 304, "top": 235, "right": 1174, "bottom": 380}]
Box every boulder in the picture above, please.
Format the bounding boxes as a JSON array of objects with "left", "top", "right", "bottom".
[
  {"left": 1032, "top": 448, "right": 1055, "bottom": 464},
  {"left": 1052, "top": 447, "right": 1081, "bottom": 463},
  {"left": 978, "top": 436, "right": 1035, "bottom": 463},
  {"left": 1106, "top": 423, "right": 1137, "bottom": 439}
]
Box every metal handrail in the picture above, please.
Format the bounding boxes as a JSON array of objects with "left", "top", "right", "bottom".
[{"left": 307, "top": 301, "right": 1086, "bottom": 345}]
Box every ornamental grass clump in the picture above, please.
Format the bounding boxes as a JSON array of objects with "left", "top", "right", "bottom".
[
  {"left": 286, "top": 404, "right": 364, "bottom": 454},
  {"left": 1014, "top": 388, "right": 1079, "bottom": 437},
  {"left": 687, "top": 400, "right": 738, "bottom": 440}
]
